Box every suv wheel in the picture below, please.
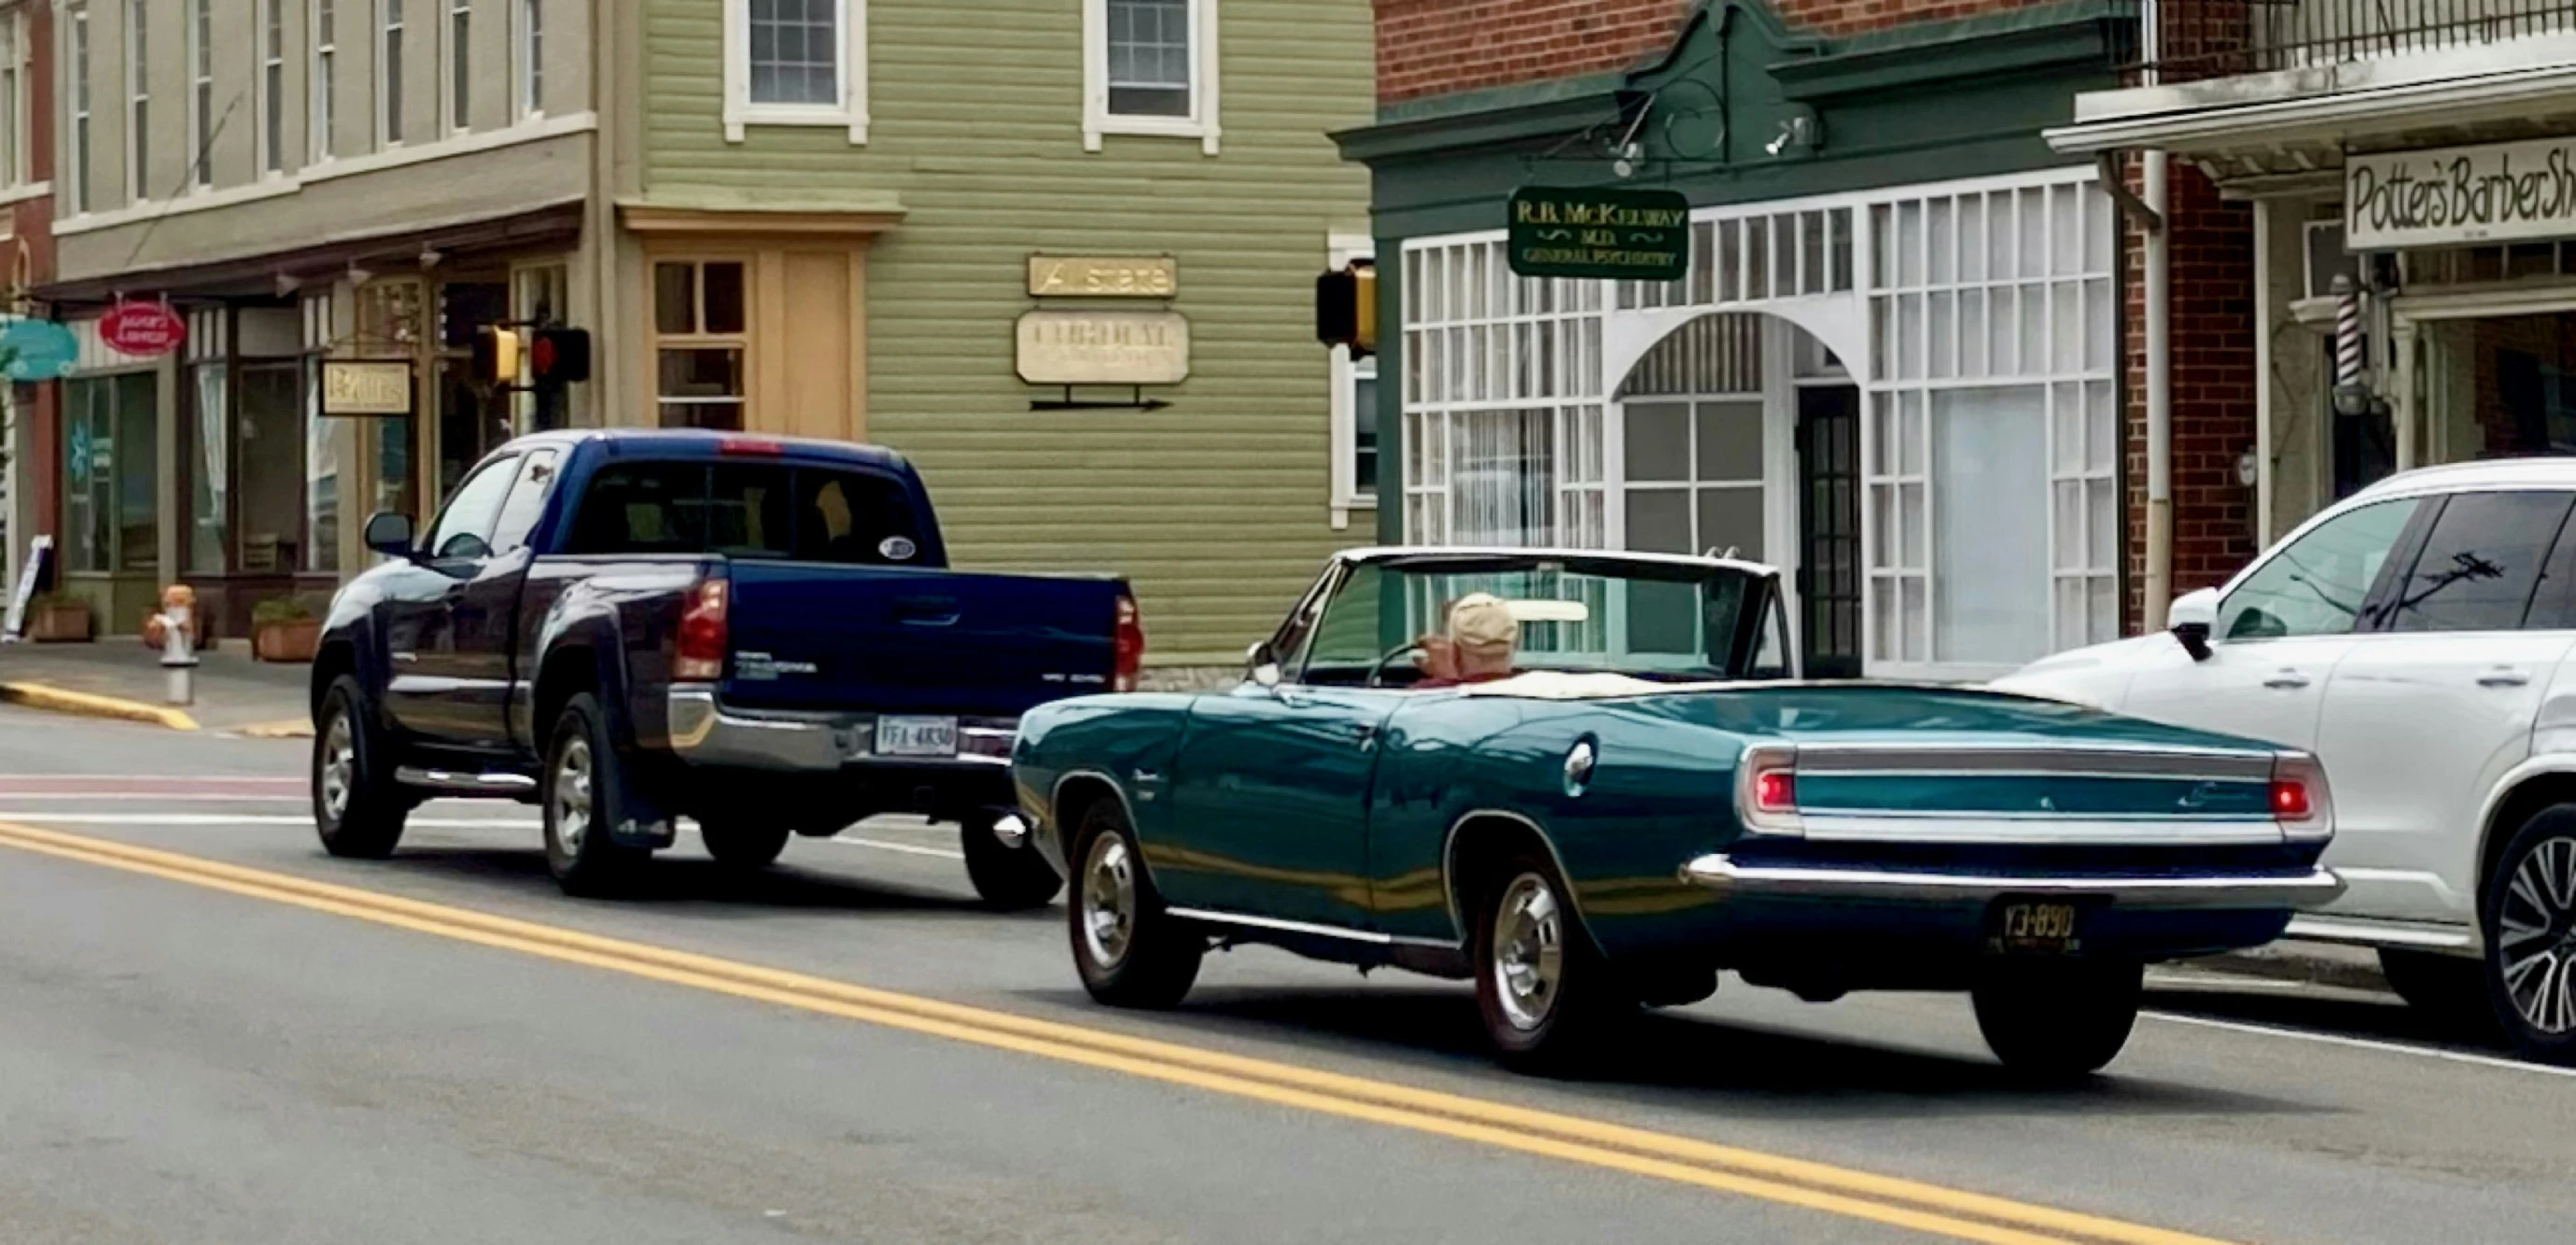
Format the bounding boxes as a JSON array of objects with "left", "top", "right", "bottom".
[{"left": 2483, "top": 805, "right": 2576, "bottom": 1064}]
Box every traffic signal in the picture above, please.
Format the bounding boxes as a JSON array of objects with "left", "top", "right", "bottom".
[
  {"left": 529, "top": 326, "right": 592, "bottom": 387},
  {"left": 1315, "top": 260, "right": 1377, "bottom": 359},
  {"left": 471, "top": 326, "right": 523, "bottom": 388}
]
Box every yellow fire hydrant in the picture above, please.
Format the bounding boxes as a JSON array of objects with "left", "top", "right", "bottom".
[{"left": 142, "top": 584, "right": 199, "bottom": 706}]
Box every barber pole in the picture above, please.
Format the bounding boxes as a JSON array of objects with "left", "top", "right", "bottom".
[{"left": 2333, "top": 274, "right": 2363, "bottom": 390}]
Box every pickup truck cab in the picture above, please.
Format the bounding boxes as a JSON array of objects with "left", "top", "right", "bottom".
[{"left": 308, "top": 428, "right": 1139, "bottom": 905}]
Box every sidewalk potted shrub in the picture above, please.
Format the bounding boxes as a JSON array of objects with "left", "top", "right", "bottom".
[
  {"left": 251, "top": 597, "right": 321, "bottom": 664},
  {"left": 24, "top": 593, "right": 91, "bottom": 643}
]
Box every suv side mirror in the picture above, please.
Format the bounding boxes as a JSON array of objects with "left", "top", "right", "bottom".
[
  {"left": 364, "top": 512, "right": 416, "bottom": 561},
  {"left": 2168, "top": 587, "right": 2219, "bottom": 663}
]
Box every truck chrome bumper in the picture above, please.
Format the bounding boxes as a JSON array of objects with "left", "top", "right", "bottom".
[
  {"left": 665, "top": 686, "right": 1015, "bottom": 773},
  {"left": 1678, "top": 854, "right": 2346, "bottom": 910}
]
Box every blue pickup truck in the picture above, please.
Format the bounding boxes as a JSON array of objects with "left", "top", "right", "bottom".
[{"left": 306, "top": 429, "right": 1138, "bottom": 904}]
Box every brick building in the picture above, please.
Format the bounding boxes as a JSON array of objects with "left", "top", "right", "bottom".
[
  {"left": 0, "top": 0, "right": 51, "bottom": 609},
  {"left": 1340, "top": 0, "right": 2141, "bottom": 679}
]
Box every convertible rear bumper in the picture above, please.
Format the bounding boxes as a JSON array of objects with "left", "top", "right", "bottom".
[{"left": 1678, "top": 854, "right": 2346, "bottom": 910}]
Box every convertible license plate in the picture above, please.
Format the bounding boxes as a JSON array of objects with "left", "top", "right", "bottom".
[
  {"left": 874, "top": 716, "right": 959, "bottom": 758},
  {"left": 1989, "top": 899, "right": 2083, "bottom": 956}
]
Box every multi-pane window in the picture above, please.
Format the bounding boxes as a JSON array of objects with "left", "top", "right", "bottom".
[
  {"left": 0, "top": 10, "right": 23, "bottom": 189},
  {"left": 313, "top": 0, "right": 338, "bottom": 161},
  {"left": 189, "top": 0, "right": 213, "bottom": 189},
  {"left": 70, "top": 5, "right": 91, "bottom": 213},
  {"left": 446, "top": 0, "right": 469, "bottom": 133},
  {"left": 1106, "top": 0, "right": 1191, "bottom": 117},
  {"left": 652, "top": 261, "right": 749, "bottom": 431},
  {"left": 517, "top": 0, "right": 543, "bottom": 118},
  {"left": 381, "top": 0, "right": 405, "bottom": 147},
  {"left": 260, "top": 0, "right": 286, "bottom": 174},
  {"left": 127, "top": 0, "right": 148, "bottom": 202},
  {"left": 748, "top": 0, "right": 839, "bottom": 105}
]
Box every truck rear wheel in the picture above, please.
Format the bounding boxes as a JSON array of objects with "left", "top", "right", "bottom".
[
  {"left": 1972, "top": 959, "right": 2141, "bottom": 1079},
  {"left": 963, "top": 810, "right": 1063, "bottom": 910},
  {"left": 700, "top": 818, "right": 791, "bottom": 869},
  {"left": 544, "top": 693, "right": 649, "bottom": 898},
  {"left": 312, "top": 676, "right": 409, "bottom": 860}
]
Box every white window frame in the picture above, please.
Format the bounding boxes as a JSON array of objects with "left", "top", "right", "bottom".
[
  {"left": 1329, "top": 232, "right": 1379, "bottom": 529},
  {"left": 187, "top": 0, "right": 212, "bottom": 189},
  {"left": 442, "top": 0, "right": 469, "bottom": 135},
  {"left": 1083, "top": 0, "right": 1219, "bottom": 155},
  {"left": 514, "top": 0, "right": 542, "bottom": 119},
  {"left": 0, "top": 7, "right": 27, "bottom": 190},
  {"left": 69, "top": 3, "right": 91, "bottom": 213},
  {"left": 378, "top": 0, "right": 404, "bottom": 149},
  {"left": 721, "top": 0, "right": 867, "bottom": 146},
  {"left": 312, "top": 0, "right": 338, "bottom": 162},
  {"left": 258, "top": 0, "right": 287, "bottom": 176},
  {"left": 125, "top": 0, "right": 147, "bottom": 203}
]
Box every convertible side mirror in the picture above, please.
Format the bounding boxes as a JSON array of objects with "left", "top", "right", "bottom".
[
  {"left": 1245, "top": 641, "right": 1282, "bottom": 689},
  {"left": 364, "top": 512, "right": 417, "bottom": 561},
  {"left": 2168, "top": 587, "right": 2219, "bottom": 663}
]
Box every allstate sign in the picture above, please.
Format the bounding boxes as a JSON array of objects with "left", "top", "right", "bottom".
[{"left": 2347, "top": 137, "right": 2576, "bottom": 250}]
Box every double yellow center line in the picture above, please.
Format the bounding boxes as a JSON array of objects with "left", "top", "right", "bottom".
[{"left": 0, "top": 818, "right": 2238, "bottom": 1245}]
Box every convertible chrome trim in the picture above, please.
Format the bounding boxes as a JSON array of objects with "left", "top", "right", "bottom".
[
  {"left": 1438, "top": 808, "right": 1591, "bottom": 945},
  {"left": 1789, "top": 743, "right": 2277, "bottom": 779},
  {"left": 1166, "top": 906, "right": 1460, "bottom": 950},
  {"left": 1792, "top": 815, "right": 2288, "bottom": 846},
  {"left": 1679, "top": 854, "right": 2346, "bottom": 909}
]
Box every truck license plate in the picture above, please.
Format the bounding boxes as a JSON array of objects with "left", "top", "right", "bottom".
[
  {"left": 875, "top": 716, "right": 959, "bottom": 758},
  {"left": 1989, "top": 900, "right": 2082, "bottom": 956}
]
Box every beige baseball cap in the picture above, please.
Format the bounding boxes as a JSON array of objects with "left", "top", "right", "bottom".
[{"left": 1447, "top": 593, "right": 1519, "bottom": 653}]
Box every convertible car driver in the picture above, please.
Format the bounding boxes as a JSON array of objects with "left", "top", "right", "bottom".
[{"left": 1414, "top": 593, "right": 1519, "bottom": 689}]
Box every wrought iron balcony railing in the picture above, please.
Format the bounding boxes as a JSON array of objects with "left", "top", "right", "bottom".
[{"left": 2149, "top": 0, "right": 2576, "bottom": 81}]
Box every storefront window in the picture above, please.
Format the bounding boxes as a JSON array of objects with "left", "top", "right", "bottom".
[
  {"left": 373, "top": 414, "right": 414, "bottom": 526},
  {"left": 63, "top": 373, "right": 161, "bottom": 576},
  {"left": 238, "top": 362, "right": 303, "bottom": 572},
  {"left": 189, "top": 361, "right": 227, "bottom": 573},
  {"left": 654, "top": 260, "right": 749, "bottom": 430},
  {"left": 304, "top": 357, "right": 341, "bottom": 572}
]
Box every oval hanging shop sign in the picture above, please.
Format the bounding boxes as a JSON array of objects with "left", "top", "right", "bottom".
[{"left": 99, "top": 301, "right": 186, "bottom": 357}]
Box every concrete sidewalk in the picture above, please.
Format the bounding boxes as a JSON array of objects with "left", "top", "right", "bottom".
[{"left": 0, "top": 640, "right": 312, "bottom": 734}]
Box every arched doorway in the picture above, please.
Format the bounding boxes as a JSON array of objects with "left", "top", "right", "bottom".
[{"left": 1613, "top": 313, "right": 1863, "bottom": 678}]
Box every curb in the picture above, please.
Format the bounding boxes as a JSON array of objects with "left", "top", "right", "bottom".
[
  {"left": 2199, "top": 941, "right": 2394, "bottom": 995},
  {"left": 237, "top": 720, "right": 315, "bottom": 739},
  {"left": 0, "top": 681, "right": 201, "bottom": 732}
]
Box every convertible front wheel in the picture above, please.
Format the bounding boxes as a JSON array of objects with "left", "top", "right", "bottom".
[
  {"left": 1069, "top": 801, "right": 1201, "bottom": 1009},
  {"left": 1474, "top": 854, "right": 1625, "bottom": 1073},
  {"left": 1972, "top": 959, "right": 2142, "bottom": 1079}
]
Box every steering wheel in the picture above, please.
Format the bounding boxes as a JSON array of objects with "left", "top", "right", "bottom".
[{"left": 1364, "top": 641, "right": 1424, "bottom": 689}]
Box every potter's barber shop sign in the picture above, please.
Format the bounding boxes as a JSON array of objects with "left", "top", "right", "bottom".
[{"left": 2348, "top": 137, "right": 2576, "bottom": 249}]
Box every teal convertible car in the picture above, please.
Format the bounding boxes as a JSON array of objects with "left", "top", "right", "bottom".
[{"left": 1009, "top": 549, "right": 2344, "bottom": 1076}]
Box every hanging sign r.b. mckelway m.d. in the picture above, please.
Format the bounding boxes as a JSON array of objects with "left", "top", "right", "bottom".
[{"left": 2347, "top": 136, "right": 2576, "bottom": 250}]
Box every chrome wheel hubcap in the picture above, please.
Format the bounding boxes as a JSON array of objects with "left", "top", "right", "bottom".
[
  {"left": 1082, "top": 834, "right": 1139, "bottom": 970},
  {"left": 319, "top": 713, "right": 355, "bottom": 822},
  {"left": 1491, "top": 873, "right": 1565, "bottom": 1032},
  {"left": 2500, "top": 835, "right": 2576, "bottom": 1033},
  {"left": 553, "top": 738, "right": 595, "bottom": 859}
]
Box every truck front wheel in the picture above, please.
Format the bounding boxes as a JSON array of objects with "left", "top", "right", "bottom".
[
  {"left": 313, "top": 676, "right": 409, "bottom": 860},
  {"left": 963, "top": 810, "right": 1064, "bottom": 911},
  {"left": 544, "top": 693, "right": 649, "bottom": 898}
]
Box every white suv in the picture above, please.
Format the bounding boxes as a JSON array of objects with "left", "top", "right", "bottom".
[{"left": 1995, "top": 459, "right": 2576, "bottom": 1061}]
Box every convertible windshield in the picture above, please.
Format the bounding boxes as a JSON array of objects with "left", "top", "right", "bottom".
[{"left": 1288, "top": 555, "right": 1791, "bottom": 687}]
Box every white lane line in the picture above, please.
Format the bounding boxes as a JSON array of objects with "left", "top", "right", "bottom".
[
  {"left": 825, "top": 836, "right": 964, "bottom": 861},
  {"left": 0, "top": 810, "right": 967, "bottom": 861},
  {"left": 2144, "top": 972, "right": 2315, "bottom": 994},
  {"left": 0, "top": 775, "right": 303, "bottom": 785},
  {"left": 0, "top": 793, "right": 312, "bottom": 802},
  {"left": 2141, "top": 1010, "right": 2576, "bottom": 1078}
]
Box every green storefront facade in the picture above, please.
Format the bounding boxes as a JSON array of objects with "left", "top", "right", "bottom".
[
  {"left": 617, "top": 0, "right": 1375, "bottom": 672},
  {"left": 1339, "top": 0, "right": 2143, "bottom": 684}
]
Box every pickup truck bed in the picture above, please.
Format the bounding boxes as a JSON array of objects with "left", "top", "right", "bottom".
[{"left": 309, "top": 428, "right": 1137, "bottom": 906}]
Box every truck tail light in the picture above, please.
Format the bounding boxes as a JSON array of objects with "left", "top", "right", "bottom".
[
  {"left": 1735, "top": 744, "right": 1802, "bottom": 836},
  {"left": 2271, "top": 750, "right": 2333, "bottom": 842},
  {"left": 676, "top": 579, "right": 729, "bottom": 681},
  {"left": 1113, "top": 595, "right": 1145, "bottom": 693}
]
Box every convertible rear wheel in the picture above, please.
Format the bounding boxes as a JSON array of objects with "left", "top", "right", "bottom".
[
  {"left": 1971, "top": 959, "right": 2142, "bottom": 1079},
  {"left": 1069, "top": 801, "right": 1201, "bottom": 1009},
  {"left": 1474, "top": 854, "right": 1624, "bottom": 1073}
]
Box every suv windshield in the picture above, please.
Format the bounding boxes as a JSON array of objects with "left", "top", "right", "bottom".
[{"left": 1292, "top": 554, "right": 1790, "bottom": 687}]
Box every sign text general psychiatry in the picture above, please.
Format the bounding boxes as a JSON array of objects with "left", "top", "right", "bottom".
[{"left": 1507, "top": 187, "right": 1691, "bottom": 283}]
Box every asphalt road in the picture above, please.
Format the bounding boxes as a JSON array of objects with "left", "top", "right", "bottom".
[{"left": 1, "top": 706, "right": 2570, "bottom": 1244}]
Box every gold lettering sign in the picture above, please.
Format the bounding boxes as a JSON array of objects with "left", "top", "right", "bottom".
[
  {"left": 1015, "top": 311, "right": 1191, "bottom": 385},
  {"left": 321, "top": 360, "right": 414, "bottom": 415},
  {"left": 1026, "top": 255, "right": 1179, "bottom": 299}
]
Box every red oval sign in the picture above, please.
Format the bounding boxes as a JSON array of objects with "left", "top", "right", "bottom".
[{"left": 99, "top": 301, "right": 186, "bottom": 357}]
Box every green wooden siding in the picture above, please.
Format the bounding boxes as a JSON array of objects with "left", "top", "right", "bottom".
[{"left": 639, "top": 0, "right": 1374, "bottom": 665}]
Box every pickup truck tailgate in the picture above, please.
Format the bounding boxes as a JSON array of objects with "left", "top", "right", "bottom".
[{"left": 720, "top": 562, "right": 1125, "bottom": 718}]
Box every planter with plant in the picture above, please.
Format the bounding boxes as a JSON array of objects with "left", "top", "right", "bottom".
[
  {"left": 251, "top": 597, "right": 322, "bottom": 663},
  {"left": 24, "top": 593, "right": 91, "bottom": 643}
]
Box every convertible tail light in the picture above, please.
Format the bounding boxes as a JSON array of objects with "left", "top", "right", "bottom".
[
  {"left": 676, "top": 579, "right": 730, "bottom": 681},
  {"left": 2270, "top": 751, "right": 2333, "bottom": 842},
  {"left": 1736, "top": 744, "right": 1802, "bottom": 836},
  {"left": 1113, "top": 595, "right": 1145, "bottom": 693}
]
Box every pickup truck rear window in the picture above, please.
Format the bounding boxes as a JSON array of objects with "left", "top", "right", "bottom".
[{"left": 566, "top": 461, "right": 927, "bottom": 565}]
